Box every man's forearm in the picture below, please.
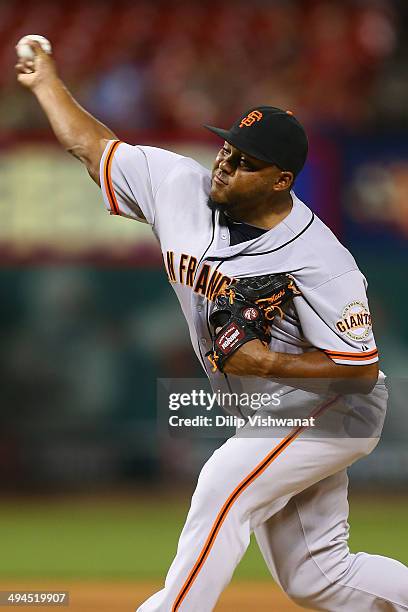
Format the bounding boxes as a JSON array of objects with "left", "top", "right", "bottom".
[
  {"left": 16, "top": 39, "right": 117, "bottom": 182},
  {"left": 34, "top": 77, "right": 116, "bottom": 164},
  {"left": 223, "top": 341, "right": 379, "bottom": 394},
  {"left": 263, "top": 350, "right": 379, "bottom": 394}
]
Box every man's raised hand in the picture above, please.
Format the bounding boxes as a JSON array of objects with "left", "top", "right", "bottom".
[{"left": 15, "top": 40, "right": 58, "bottom": 91}]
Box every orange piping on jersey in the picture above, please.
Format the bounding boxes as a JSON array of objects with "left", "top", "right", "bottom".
[
  {"left": 103, "top": 140, "right": 122, "bottom": 215},
  {"left": 328, "top": 355, "right": 378, "bottom": 361},
  {"left": 324, "top": 348, "right": 377, "bottom": 357},
  {"left": 324, "top": 348, "right": 378, "bottom": 361},
  {"left": 171, "top": 395, "right": 339, "bottom": 611}
]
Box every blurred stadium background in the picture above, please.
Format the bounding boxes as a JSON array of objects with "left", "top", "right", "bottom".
[{"left": 0, "top": 0, "right": 407, "bottom": 610}]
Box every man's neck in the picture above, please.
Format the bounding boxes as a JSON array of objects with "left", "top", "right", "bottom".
[{"left": 229, "top": 193, "right": 293, "bottom": 230}]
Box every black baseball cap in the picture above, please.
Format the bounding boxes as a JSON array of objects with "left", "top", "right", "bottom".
[{"left": 204, "top": 106, "right": 308, "bottom": 177}]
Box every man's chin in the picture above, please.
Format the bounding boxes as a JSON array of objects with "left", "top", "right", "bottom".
[{"left": 207, "top": 196, "right": 230, "bottom": 213}]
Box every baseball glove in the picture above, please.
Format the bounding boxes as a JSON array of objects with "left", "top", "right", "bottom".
[{"left": 206, "top": 274, "right": 300, "bottom": 373}]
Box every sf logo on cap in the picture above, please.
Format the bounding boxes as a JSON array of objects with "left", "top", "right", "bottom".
[{"left": 239, "top": 110, "right": 263, "bottom": 128}]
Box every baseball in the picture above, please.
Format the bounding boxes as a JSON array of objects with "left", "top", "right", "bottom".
[{"left": 16, "top": 35, "right": 52, "bottom": 61}]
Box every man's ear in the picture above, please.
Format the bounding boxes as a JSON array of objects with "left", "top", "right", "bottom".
[{"left": 274, "top": 171, "right": 294, "bottom": 191}]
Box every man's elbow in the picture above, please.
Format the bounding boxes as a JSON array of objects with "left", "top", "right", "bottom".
[
  {"left": 356, "top": 362, "right": 379, "bottom": 394},
  {"left": 353, "top": 377, "right": 378, "bottom": 395},
  {"left": 332, "top": 362, "right": 379, "bottom": 395},
  {"left": 67, "top": 137, "right": 111, "bottom": 186}
]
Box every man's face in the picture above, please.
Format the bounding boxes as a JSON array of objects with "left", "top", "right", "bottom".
[{"left": 209, "top": 142, "right": 292, "bottom": 214}]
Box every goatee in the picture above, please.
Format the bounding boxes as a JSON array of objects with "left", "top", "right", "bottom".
[{"left": 207, "top": 196, "right": 229, "bottom": 213}]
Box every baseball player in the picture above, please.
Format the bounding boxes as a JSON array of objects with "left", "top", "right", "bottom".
[{"left": 16, "top": 43, "right": 408, "bottom": 612}]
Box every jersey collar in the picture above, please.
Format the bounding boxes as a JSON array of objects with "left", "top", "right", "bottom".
[{"left": 206, "top": 192, "right": 314, "bottom": 261}]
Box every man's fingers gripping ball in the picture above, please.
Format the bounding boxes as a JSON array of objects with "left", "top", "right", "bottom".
[
  {"left": 15, "top": 35, "right": 56, "bottom": 89},
  {"left": 15, "top": 60, "right": 35, "bottom": 74},
  {"left": 207, "top": 274, "right": 301, "bottom": 373},
  {"left": 16, "top": 35, "right": 52, "bottom": 63}
]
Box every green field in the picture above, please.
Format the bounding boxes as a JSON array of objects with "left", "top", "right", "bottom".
[{"left": 0, "top": 495, "right": 406, "bottom": 581}]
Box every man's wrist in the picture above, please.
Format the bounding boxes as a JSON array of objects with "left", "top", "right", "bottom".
[{"left": 32, "top": 75, "right": 62, "bottom": 96}]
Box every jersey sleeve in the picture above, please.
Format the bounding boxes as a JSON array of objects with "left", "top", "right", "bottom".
[
  {"left": 99, "top": 140, "right": 185, "bottom": 225},
  {"left": 294, "top": 270, "right": 379, "bottom": 365}
]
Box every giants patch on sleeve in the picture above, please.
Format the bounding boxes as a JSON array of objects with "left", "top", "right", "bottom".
[{"left": 335, "top": 301, "right": 372, "bottom": 341}]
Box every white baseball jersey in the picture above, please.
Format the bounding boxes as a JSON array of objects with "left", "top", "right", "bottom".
[
  {"left": 100, "top": 140, "right": 379, "bottom": 380},
  {"left": 98, "top": 141, "right": 408, "bottom": 612}
]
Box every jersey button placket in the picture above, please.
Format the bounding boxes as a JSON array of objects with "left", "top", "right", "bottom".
[{"left": 191, "top": 295, "right": 207, "bottom": 336}]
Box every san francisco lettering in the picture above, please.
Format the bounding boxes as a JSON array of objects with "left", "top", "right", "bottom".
[{"left": 164, "top": 251, "right": 232, "bottom": 301}]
